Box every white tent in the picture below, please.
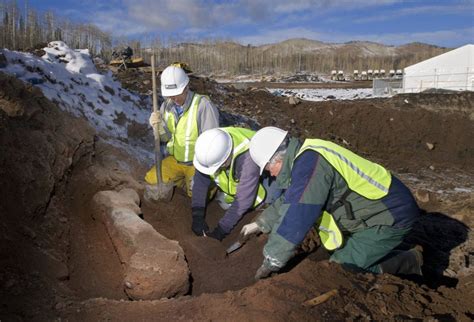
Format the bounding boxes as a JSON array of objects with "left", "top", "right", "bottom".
[{"left": 402, "top": 44, "right": 474, "bottom": 93}]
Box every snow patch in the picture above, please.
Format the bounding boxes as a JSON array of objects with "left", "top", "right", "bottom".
[
  {"left": 1, "top": 42, "right": 153, "bottom": 162},
  {"left": 268, "top": 88, "right": 385, "bottom": 101}
]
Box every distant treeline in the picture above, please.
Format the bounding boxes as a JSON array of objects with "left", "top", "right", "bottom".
[
  {"left": 0, "top": 0, "right": 112, "bottom": 56},
  {"left": 140, "top": 41, "right": 448, "bottom": 76},
  {"left": 1, "top": 0, "right": 448, "bottom": 76}
]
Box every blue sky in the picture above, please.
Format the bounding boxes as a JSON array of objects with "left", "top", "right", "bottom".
[{"left": 31, "top": 0, "right": 474, "bottom": 47}]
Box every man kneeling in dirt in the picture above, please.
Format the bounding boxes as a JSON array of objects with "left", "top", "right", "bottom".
[
  {"left": 191, "top": 127, "right": 282, "bottom": 239},
  {"left": 144, "top": 65, "right": 219, "bottom": 199},
  {"left": 242, "top": 126, "right": 423, "bottom": 280}
]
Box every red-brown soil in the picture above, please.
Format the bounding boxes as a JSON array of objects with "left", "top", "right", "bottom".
[{"left": 1, "top": 70, "right": 473, "bottom": 321}]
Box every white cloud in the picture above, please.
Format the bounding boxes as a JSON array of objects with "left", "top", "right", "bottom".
[
  {"left": 364, "top": 27, "right": 474, "bottom": 47},
  {"left": 272, "top": 0, "right": 402, "bottom": 14},
  {"left": 354, "top": 3, "right": 474, "bottom": 23},
  {"left": 91, "top": 9, "right": 151, "bottom": 36},
  {"left": 56, "top": 0, "right": 471, "bottom": 48},
  {"left": 112, "top": 0, "right": 405, "bottom": 32}
]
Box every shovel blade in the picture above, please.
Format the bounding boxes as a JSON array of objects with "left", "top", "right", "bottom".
[{"left": 144, "top": 182, "right": 174, "bottom": 202}]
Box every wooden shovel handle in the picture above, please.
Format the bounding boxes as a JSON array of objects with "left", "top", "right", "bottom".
[{"left": 151, "top": 54, "right": 163, "bottom": 184}]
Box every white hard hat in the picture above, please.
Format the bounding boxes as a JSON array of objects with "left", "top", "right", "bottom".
[
  {"left": 193, "top": 129, "right": 233, "bottom": 175},
  {"left": 160, "top": 65, "right": 189, "bottom": 97},
  {"left": 249, "top": 127, "right": 288, "bottom": 175}
]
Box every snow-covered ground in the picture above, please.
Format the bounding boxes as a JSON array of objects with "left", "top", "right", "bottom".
[
  {"left": 269, "top": 88, "right": 384, "bottom": 101},
  {"left": 0, "top": 41, "right": 154, "bottom": 162},
  {"left": 213, "top": 73, "right": 334, "bottom": 84}
]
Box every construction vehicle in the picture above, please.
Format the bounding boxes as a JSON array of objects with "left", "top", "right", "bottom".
[
  {"left": 337, "top": 70, "right": 344, "bottom": 81},
  {"left": 110, "top": 46, "right": 146, "bottom": 70},
  {"left": 367, "top": 69, "right": 373, "bottom": 80},
  {"left": 170, "top": 62, "right": 193, "bottom": 74}
]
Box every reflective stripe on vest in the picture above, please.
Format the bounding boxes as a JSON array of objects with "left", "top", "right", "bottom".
[
  {"left": 211, "top": 127, "right": 267, "bottom": 208},
  {"left": 317, "top": 211, "right": 343, "bottom": 250},
  {"left": 164, "top": 94, "right": 203, "bottom": 163},
  {"left": 295, "top": 139, "right": 392, "bottom": 200}
]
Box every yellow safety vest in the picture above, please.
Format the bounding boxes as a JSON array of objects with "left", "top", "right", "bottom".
[
  {"left": 295, "top": 139, "right": 392, "bottom": 250},
  {"left": 211, "top": 127, "right": 267, "bottom": 208},
  {"left": 164, "top": 94, "right": 203, "bottom": 163}
]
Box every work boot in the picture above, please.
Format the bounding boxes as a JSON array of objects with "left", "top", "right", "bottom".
[{"left": 379, "top": 245, "right": 423, "bottom": 276}]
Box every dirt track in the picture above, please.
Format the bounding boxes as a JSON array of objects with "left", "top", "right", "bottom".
[
  {"left": 0, "top": 69, "right": 473, "bottom": 321},
  {"left": 231, "top": 80, "right": 373, "bottom": 89}
]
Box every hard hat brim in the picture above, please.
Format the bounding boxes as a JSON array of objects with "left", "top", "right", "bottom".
[
  {"left": 193, "top": 155, "right": 221, "bottom": 176},
  {"left": 318, "top": 212, "right": 343, "bottom": 251},
  {"left": 161, "top": 84, "right": 186, "bottom": 97},
  {"left": 250, "top": 127, "right": 288, "bottom": 175}
]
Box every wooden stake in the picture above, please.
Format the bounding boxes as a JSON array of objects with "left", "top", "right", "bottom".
[{"left": 302, "top": 289, "right": 338, "bottom": 307}]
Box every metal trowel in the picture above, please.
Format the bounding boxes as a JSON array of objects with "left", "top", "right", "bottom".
[{"left": 225, "top": 236, "right": 249, "bottom": 255}]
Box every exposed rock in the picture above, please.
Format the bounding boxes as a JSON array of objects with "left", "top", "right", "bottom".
[
  {"left": 0, "top": 72, "right": 95, "bottom": 216},
  {"left": 91, "top": 189, "right": 189, "bottom": 300},
  {"left": 288, "top": 96, "right": 300, "bottom": 105}
]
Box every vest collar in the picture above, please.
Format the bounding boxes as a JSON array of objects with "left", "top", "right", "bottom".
[
  {"left": 181, "top": 90, "right": 195, "bottom": 111},
  {"left": 275, "top": 137, "right": 301, "bottom": 189}
]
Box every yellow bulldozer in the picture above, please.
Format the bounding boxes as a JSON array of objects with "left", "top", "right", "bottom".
[
  {"left": 170, "top": 61, "right": 193, "bottom": 74},
  {"left": 110, "top": 46, "right": 146, "bottom": 70}
]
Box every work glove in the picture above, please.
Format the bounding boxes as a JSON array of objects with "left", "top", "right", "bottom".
[
  {"left": 207, "top": 225, "right": 227, "bottom": 241},
  {"left": 149, "top": 111, "right": 161, "bottom": 127},
  {"left": 240, "top": 222, "right": 261, "bottom": 237},
  {"left": 255, "top": 258, "right": 280, "bottom": 280},
  {"left": 149, "top": 111, "right": 167, "bottom": 137},
  {"left": 191, "top": 207, "right": 209, "bottom": 236}
]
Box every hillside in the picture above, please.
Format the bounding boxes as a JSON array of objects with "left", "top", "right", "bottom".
[{"left": 145, "top": 38, "right": 450, "bottom": 75}]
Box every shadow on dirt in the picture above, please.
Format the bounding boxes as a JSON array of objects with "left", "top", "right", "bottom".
[
  {"left": 405, "top": 211, "right": 469, "bottom": 288},
  {"left": 280, "top": 211, "right": 469, "bottom": 290}
]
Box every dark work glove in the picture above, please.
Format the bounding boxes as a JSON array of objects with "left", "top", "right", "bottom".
[
  {"left": 207, "top": 225, "right": 228, "bottom": 241},
  {"left": 191, "top": 207, "right": 208, "bottom": 236}
]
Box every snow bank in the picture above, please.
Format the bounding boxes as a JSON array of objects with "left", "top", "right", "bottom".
[{"left": 0, "top": 42, "right": 153, "bottom": 161}]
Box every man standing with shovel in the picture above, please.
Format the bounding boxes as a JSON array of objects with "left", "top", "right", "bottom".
[{"left": 144, "top": 64, "right": 219, "bottom": 201}]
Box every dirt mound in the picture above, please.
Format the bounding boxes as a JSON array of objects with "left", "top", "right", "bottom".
[
  {"left": 1, "top": 70, "right": 473, "bottom": 321},
  {"left": 217, "top": 89, "right": 474, "bottom": 171},
  {"left": 0, "top": 72, "right": 95, "bottom": 320}
]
